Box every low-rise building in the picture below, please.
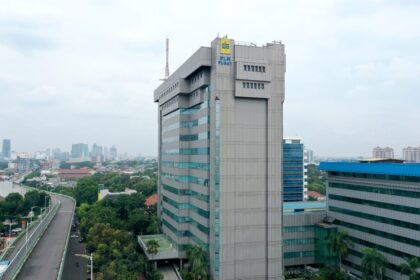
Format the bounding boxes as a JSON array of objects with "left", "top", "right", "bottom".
[
  {"left": 320, "top": 160, "right": 420, "bottom": 279},
  {"left": 98, "top": 188, "right": 137, "bottom": 201},
  {"left": 59, "top": 167, "right": 92, "bottom": 180}
]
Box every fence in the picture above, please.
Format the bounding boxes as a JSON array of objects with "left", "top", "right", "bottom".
[{"left": 0, "top": 200, "right": 61, "bottom": 280}]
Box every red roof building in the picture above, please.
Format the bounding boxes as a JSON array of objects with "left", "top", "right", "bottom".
[
  {"left": 145, "top": 194, "right": 158, "bottom": 208},
  {"left": 306, "top": 191, "right": 326, "bottom": 201},
  {"left": 59, "top": 167, "right": 92, "bottom": 180}
]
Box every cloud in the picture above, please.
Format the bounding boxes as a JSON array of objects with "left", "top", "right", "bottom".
[{"left": 0, "top": 0, "right": 420, "bottom": 157}]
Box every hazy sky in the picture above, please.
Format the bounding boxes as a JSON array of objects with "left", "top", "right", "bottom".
[{"left": 1, "top": 0, "right": 419, "bottom": 157}]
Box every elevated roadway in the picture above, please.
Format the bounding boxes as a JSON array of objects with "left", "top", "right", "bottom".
[{"left": 16, "top": 195, "right": 75, "bottom": 280}]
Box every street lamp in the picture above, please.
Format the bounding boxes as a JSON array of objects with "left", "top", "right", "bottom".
[
  {"left": 75, "top": 253, "right": 93, "bottom": 280},
  {"left": 3, "top": 219, "right": 18, "bottom": 249}
]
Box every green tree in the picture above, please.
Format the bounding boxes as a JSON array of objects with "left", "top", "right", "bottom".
[
  {"left": 400, "top": 257, "right": 420, "bottom": 280},
  {"left": 361, "top": 248, "right": 388, "bottom": 280},
  {"left": 330, "top": 230, "right": 353, "bottom": 271},
  {"left": 186, "top": 245, "right": 209, "bottom": 280},
  {"left": 316, "top": 266, "right": 347, "bottom": 280},
  {"left": 146, "top": 239, "right": 160, "bottom": 269}
]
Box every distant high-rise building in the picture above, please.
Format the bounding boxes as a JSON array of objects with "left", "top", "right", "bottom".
[
  {"left": 71, "top": 143, "right": 87, "bottom": 158},
  {"left": 149, "top": 37, "right": 285, "bottom": 280},
  {"left": 403, "top": 146, "right": 420, "bottom": 163},
  {"left": 91, "top": 144, "right": 103, "bottom": 157},
  {"left": 16, "top": 156, "right": 30, "bottom": 173},
  {"left": 2, "top": 139, "right": 11, "bottom": 159},
  {"left": 283, "top": 138, "right": 305, "bottom": 202},
  {"left": 372, "top": 146, "right": 394, "bottom": 159},
  {"left": 304, "top": 148, "right": 314, "bottom": 164},
  {"left": 83, "top": 144, "right": 89, "bottom": 158},
  {"left": 110, "top": 145, "right": 117, "bottom": 159},
  {"left": 53, "top": 148, "right": 70, "bottom": 162}
]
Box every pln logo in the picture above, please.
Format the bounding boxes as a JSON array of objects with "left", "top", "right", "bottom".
[{"left": 220, "top": 38, "right": 232, "bottom": 55}]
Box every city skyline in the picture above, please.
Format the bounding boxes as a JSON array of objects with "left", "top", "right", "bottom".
[{"left": 1, "top": 0, "right": 420, "bottom": 156}]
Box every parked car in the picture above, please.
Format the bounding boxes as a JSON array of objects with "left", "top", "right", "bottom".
[{"left": 70, "top": 234, "right": 79, "bottom": 239}]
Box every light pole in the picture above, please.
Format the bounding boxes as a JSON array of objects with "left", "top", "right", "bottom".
[
  {"left": 3, "top": 219, "right": 17, "bottom": 249},
  {"left": 75, "top": 253, "right": 93, "bottom": 280}
]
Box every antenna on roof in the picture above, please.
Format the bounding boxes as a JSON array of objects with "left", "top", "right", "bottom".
[{"left": 160, "top": 38, "right": 170, "bottom": 81}]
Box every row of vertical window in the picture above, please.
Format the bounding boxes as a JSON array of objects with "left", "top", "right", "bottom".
[
  {"left": 330, "top": 182, "right": 420, "bottom": 199},
  {"left": 283, "top": 226, "right": 314, "bottom": 233},
  {"left": 162, "top": 195, "right": 209, "bottom": 218},
  {"left": 350, "top": 236, "right": 418, "bottom": 263},
  {"left": 242, "top": 82, "right": 265, "bottom": 89},
  {"left": 162, "top": 132, "right": 209, "bottom": 144},
  {"left": 330, "top": 171, "right": 420, "bottom": 183},
  {"left": 162, "top": 116, "right": 209, "bottom": 133},
  {"left": 334, "top": 219, "right": 420, "bottom": 247},
  {"left": 162, "top": 101, "right": 208, "bottom": 123},
  {"left": 283, "top": 238, "right": 314, "bottom": 246},
  {"left": 283, "top": 251, "right": 315, "bottom": 259},
  {"left": 329, "top": 205, "right": 420, "bottom": 231},
  {"left": 159, "top": 82, "right": 180, "bottom": 100},
  {"left": 162, "top": 172, "right": 209, "bottom": 186},
  {"left": 329, "top": 194, "right": 420, "bottom": 215},
  {"left": 162, "top": 207, "right": 209, "bottom": 234},
  {"left": 214, "top": 99, "right": 221, "bottom": 276},
  {"left": 162, "top": 161, "right": 209, "bottom": 171},
  {"left": 162, "top": 220, "right": 208, "bottom": 252},
  {"left": 243, "top": 64, "right": 266, "bottom": 72},
  {"left": 162, "top": 184, "right": 209, "bottom": 202},
  {"left": 162, "top": 148, "right": 209, "bottom": 155}
]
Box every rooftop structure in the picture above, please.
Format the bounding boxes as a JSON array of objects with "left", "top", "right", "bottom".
[
  {"left": 98, "top": 188, "right": 137, "bottom": 201},
  {"left": 59, "top": 167, "right": 92, "bottom": 180}
]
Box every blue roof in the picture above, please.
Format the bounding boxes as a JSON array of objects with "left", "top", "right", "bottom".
[{"left": 320, "top": 162, "right": 420, "bottom": 177}]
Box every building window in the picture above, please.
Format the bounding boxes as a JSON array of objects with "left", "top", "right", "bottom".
[
  {"left": 244, "top": 65, "right": 247, "bottom": 71},
  {"left": 243, "top": 82, "right": 246, "bottom": 88}
]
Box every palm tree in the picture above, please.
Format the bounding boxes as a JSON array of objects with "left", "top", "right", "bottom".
[
  {"left": 361, "top": 248, "right": 388, "bottom": 280},
  {"left": 186, "top": 245, "right": 209, "bottom": 280},
  {"left": 329, "top": 230, "right": 353, "bottom": 270},
  {"left": 400, "top": 257, "right": 420, "bottom": 280},
  {"left": 146, "top": 239, "right": 160, "bottom": 269}
]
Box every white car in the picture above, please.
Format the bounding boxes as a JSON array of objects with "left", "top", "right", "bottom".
[{"left": 70, "top": 234, "right": 79, "bottom": 239}]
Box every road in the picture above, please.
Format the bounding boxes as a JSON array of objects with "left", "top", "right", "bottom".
[
  {"left": 160, "top": 265, "right": 179, "bottom": 280},
  {"left": 62, "top": 218, "right": 88, "bottom": 280},
  {"left": 16, "top": 194, "right": 75, "bottom": 280}
]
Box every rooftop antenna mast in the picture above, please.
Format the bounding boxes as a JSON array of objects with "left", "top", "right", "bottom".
[{"left": 160, "top": 38, "right": 170, "bottom": 81}]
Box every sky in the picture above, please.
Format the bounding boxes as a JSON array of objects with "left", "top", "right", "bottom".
[{"left": 0, "top": 0, "right": 419, "bottom": 157}]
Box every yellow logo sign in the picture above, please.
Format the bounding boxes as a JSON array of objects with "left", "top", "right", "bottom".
[{"left": 220, "top": 38, "right": 232, "bottom": 55}]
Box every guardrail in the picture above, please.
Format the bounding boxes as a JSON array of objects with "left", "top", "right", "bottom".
[
  {"left": 0, "top": 190, "right": 61, "bottom": 280},
  {"left": 56, "top": 194, "right": 76, "bottom": 280}
]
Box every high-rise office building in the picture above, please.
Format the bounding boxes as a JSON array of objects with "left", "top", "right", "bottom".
[
  {"left": 154, "top": 37, "right": 285, "bottom": 279},
  {"left": 83, "top": 144, "right": 89, "bottom": 158},
  {"left": 372, "top": 146, "right": 394, "bottom": 159},
  {"left": 320, "top": 161, "right": 420, "bottom": 279},
  {"left": 283, "top": 138, "right": 304, "bottom": 201},
  {"left": 2, "top": 139, "right": 11, "bottom": 159},
  {"left": 91, "top": 143, "right": 103, "bottom": 157},
  {"left": 110, "top": 145, "right": 117, "bottom": 159},
  {"left": 71, "top": 143, "right": 88, "bottom": 159},
  {"left": 402, "top": 146, "right": 420, "bottom": 163}
]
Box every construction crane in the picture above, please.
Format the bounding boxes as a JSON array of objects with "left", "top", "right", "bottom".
[{"left": 160, "top": 38, "right": 170, "bottom": 81}]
